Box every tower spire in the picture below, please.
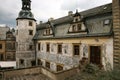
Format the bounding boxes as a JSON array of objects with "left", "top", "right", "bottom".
[{"left": 22, "top": 0, "right": 31, "bottom": 10}]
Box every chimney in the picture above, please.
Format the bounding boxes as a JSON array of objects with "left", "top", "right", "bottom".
[
  {"left": 48, "top": 17, "right": 54, "bottom": 21},
  {"left": 39, "top": 21, "right": 42, "bottom": 24},
  {"left": 112, "top": 0, "right": 120, "bottom": 69},
  {"left": 68, "top": 11, "right": 73, "bottom": 16}
]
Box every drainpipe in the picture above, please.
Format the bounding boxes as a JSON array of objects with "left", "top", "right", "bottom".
[{"left": 34, "top": 40, "right": 37, "bottom": 66}]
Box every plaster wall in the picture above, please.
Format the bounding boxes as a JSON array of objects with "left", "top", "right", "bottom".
[{"left": 37, "top": 37, "right": 113, "bottom": 71}]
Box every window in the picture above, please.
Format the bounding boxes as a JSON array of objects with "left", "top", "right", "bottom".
[
  {"left": 46, "top": 43, "right": 50, "bottom": 52},
  {"left": 20, "top": 59, "right": 24, "bottom": 65},
  {"left": 72, "top": 25, "right": 76, "bottom": 32},
  {"left": 46, "top": 29, "right": 50, "bottom": 35},
  {"left": 29, "top": 21, "right": 33, "bottom": 26},
  {"left": 73, "top": 45, "right": 80, "bottom": 55},
  {"left": 78, "top": 24, "right": 82, "bottom": 31},
  {"left": 0, "top": 54, "right": 3, "bottom": 61},
  {"left": 29, "top": 30, "right": 33, "bottom": 35},
  {"left": 104, "top": 19, "right": 110, "bottom": 25},
  {"left": 75, "top": 18, "right": 78, "bottom": 22},
  {"left": 58, "top": 44, "right": 62, "bottom": 53},
  {"left": 57, "top": 65, "right": 63, "bottom": 71},
  {"left": 38, "top": 43, "right": 41, "bottom": 51},
  {"left": 44, "top": 28, "right": 52, "bottom": 36},
  {"left": 46, "top": 61, "right": 50, "bottom": 69},
  {"left": 6, "top": 53, "right": 12, "bottom": 60},
  {"left": 38, "top": 59, "right": 42, "bottom": 65},
  {"left": 29, "top": 45, "right": 33, "bottom": 50},
  {"left": 0, "top": 44, "right": 2, "bottom": 49},
  {"left": 31, "top": 60, "right": 36, "bottom": 66}
]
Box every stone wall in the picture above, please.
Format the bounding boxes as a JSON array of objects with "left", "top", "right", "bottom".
[
  {"left": 16, "top": 19, "right": 36, "bottom": 68},
  {"left": 0, "top": 66, "right": 78, "bottom": 80},
  {"left": 112, "top": 0, "right": 120, "bottom": 69},
  {"left": 0, "top": 67, "right": 41, "bottom": 80}
]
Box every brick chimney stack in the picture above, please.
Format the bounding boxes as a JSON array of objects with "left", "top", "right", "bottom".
[{"left": 112, "top": 0, "right": 120, "bottom": 69}]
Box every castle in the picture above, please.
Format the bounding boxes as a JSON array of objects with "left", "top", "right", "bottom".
[
  {"left": 16, "top": 0, "right": 120, "bottom": 72},
  {"left": 0, "top": 0, "right": 120, "bottom": 80}
]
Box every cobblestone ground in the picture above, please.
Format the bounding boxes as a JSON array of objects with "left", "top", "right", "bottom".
[{"left": 7, "top": 73, "right": 52, "bottom": 80}]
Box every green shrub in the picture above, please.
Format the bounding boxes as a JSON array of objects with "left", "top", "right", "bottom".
[{"left": 84, "top": 63, "right": 99, "bottom": 74}]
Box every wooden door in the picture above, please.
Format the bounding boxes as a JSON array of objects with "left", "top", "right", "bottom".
[{"left": 90, "top": 46, "right": 101, "bottom": 65}]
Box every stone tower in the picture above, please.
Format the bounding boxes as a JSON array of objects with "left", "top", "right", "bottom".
[
  {"left": 112, "top": 0, "right": 120, "bottom": 69},
  {"left": 16, "top": 0, "right": 36, "bottom": 68}
]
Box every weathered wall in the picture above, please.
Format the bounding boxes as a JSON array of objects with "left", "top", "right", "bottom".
[
  {"left": 16, "top": 19, "right": 36, "bottom": 68},
  {"left": 1, "top": 67, "right": 41, "bottom": 80},
  {"left": 0, "top": 66, "right": 78, "bottom": 80},
  {"left": 41, "top": 67, "right": 78, "bottom": 80},
  {"left": 37, "top": 37, "right": 113, "bottom": 71}
]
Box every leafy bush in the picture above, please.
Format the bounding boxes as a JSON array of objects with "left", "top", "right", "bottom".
[
  {"left": 65, "top": 63, "right": 120, "bottom": 80},
  {"left": 84, "top": 63, "right": 99, "bottom": 74}
]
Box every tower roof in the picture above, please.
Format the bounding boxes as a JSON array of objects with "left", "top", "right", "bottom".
[{"left": 16, "top": 0, "right": 36, "bottom": 21}]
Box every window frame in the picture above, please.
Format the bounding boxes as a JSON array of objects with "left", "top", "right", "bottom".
[
  {"left": 29, "top": 45, "right": 33, "bottom": 50},
  {"left": 0, "top": 44, "right": 2, "bottom": 49},
  {"left": 20, "top": 59, "right": 24, "bottom": 65},
  {"left": 104, "top": 19, "right": 110, "bottom": 25},
  {"left": 77, "top": 23, "right": 82, "bottom": 31},
  {"left": 29, "top": 21, "right": 33, "bottom": 26},
  {"left": 57, "top": 44, "right": 62, "bottom": 54},
  {"left": 38, "top": 43, "right": 41, "bottom": 51},
  {"left": 73, "top": 44, "right": 80, "bottom": 56},
  {"left": 45, "top": 61, "right": 50, "bottom": 69},
  {"left": 0, "top": 54, "right": 4, "bottom": 61},
  {"left": 46, "top": 43, "right": 50, "bottom": 52},
  {"left": 29, "top": 30, "right": 33, "bottom": 35},
  {"left": 56, "top": 64, "right": 63, "bottom": 72}
]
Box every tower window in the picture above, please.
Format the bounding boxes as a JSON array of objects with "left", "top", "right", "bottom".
[
  {"left": 29, "top": 21, "right": 33, "bottom": 26},
  {"left": 0, "top": 44, "right": 2, "bottom": 49},
  {"left": 29, "top": 45, "right": 33, "bottom": 50},
  {"left": 20, "top": 59, "right": 24, "bottom": 65},
  {"left": 73, "top": 45, "right": 80, "bottom": 55},
  {"left": 29, "top": 30, "right": 33, "bottom": 35}
]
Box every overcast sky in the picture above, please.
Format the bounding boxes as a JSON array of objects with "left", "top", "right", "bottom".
[{"left": 0, "top": 0, "right": 112, "bottom": 27}]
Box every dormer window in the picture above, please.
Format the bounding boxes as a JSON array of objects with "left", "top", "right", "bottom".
[
  {"left": 71, "top": 24, "right": 82, "bottom": 32},
  {"left": 44, "top": 28, "right": 53, "bottom": 36},
  {"left": 46, "top": 29, "right": 50, "bottom": 35},
  {"left": 75, "top": 18, "right": 78, "bottom": 22},
  {"left": 72, "top": 25, "right": 76, "bottom": 31},
  {"left": 104, "top": 19, "right": 110, "bottom": 25},
  {"left": 78, "top": 24, "right": 82, "bottom": 31}
]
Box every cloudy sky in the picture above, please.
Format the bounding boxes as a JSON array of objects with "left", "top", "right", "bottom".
[{"left": 0, "top": 0, "right": 112, "bottom": 27}]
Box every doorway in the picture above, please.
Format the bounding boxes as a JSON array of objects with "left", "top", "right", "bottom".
[{"left": 90, "top": 46, "right": 101, "bottom": 65}]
